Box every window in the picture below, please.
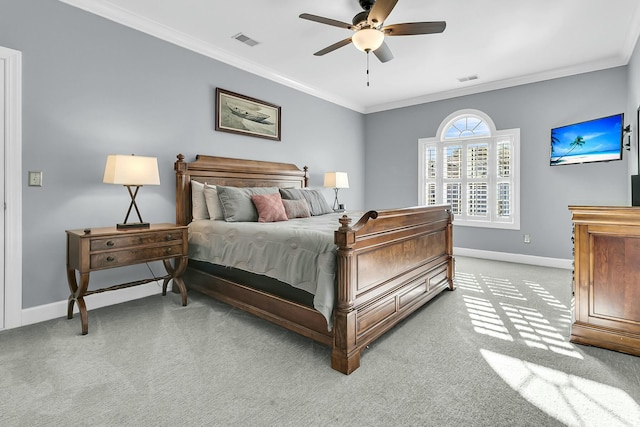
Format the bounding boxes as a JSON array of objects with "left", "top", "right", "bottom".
[{"left": 418, "top": 109, "right": 520, "bottom": 229}]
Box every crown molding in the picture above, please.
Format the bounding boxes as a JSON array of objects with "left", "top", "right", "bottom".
[
  {"left": 365, "top": 56, "right": 629, "bottom": 114},
  {"left": 621, "top": 4, "right": 640, "bottom": 63},
  {"left": 59, "top": 0, "right": 365, "bottom": 113},
  {"left": 59, "top": 1, "right": 640, "bottom": 115}
]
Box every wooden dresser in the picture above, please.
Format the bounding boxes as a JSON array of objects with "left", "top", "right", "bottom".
[{"left": 569, "top": 206, "right": 640, "bottom": 356}]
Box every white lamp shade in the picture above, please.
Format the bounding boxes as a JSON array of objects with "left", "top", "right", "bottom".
[
  {"left": 103, "top": 154, "right": 160, "bottom": 185},
  {"left": 324, "top": 172, "right": 349, "bottom": 189},
  {"left": 352, "top": 28, "right": 384, "bottom": 52}
]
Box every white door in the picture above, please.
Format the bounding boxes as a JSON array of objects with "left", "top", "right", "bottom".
[
  {"left": 0, "top": 46, "right": 21, "bottom": 330},
  {"left": 0, "top": 61, "right": 4, "bottom": 329}
]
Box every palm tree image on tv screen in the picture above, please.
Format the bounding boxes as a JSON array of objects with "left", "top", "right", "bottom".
[{"left": 550, "top": 114, "right": 624, "bottom": 166}]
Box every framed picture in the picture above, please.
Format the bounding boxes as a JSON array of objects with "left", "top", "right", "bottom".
[{"left": 215, "top": 88, "right": 281, "bottom": 141}]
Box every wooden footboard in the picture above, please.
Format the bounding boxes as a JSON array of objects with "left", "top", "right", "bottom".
[
  {"left": 332, "top": 207, "right": 454, "bottom": 373},
  {"left": 174, "top": 154, "right": 454, "bottom": 374}
]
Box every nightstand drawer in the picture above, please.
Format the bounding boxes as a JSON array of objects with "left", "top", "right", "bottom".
[
  {"left": 90, "top": 243, "right": 185, "bottom": 269},
  {"left": 90, "top": 230, "right": 185, "bottom": 251}
]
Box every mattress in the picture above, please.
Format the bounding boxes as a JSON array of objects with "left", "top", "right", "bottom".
[{"left": 188, "top": 213, "right": 348, "bottom": 327}]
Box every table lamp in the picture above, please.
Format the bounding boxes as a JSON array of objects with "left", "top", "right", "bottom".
[
  {"left": 103, "top": 154, "right": 160, "bottom": 229},
  {"left": 324, "top": 171, "right": 349, "bottom": 210}
]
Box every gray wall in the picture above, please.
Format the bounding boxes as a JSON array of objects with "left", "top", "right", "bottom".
[
  {"left": 364, "top": 67, "right": 630, "bottom": 260},
  {"left": 0, "top": 0, "right": 365, "bottom": 308},
  {"left": 1, "top": 0, "right": 638, "bottom": 310}
]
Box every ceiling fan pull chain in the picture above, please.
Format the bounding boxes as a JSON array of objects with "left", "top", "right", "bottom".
[{"left": 366, "top": 50, "right": 370, "bottom": 87}]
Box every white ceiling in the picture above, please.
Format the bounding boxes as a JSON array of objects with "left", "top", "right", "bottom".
[{"left": 61, "top": 0, "right": 640, "bottom": 113}]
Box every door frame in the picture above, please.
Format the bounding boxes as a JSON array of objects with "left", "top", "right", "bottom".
[{"left": 1, "top": 46, "right": 22, "bottom": 330}]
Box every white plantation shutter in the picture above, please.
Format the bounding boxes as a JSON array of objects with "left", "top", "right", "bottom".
[
  {"left": 424, "top": 146, "right": 438, "bottom": 205},
  {"left": 497, "top": 183, "right": 511, "bottom": 217},
  {"left": 427, "top": 183, "right": 437, "bottom": 205},
  {"left": 426, "top": 146, "right": 437, "bottom": 179},
  {"left": 467, "top": 143, "right": 488, "bottom": 178},
  {"left": 468, "top": 182, "right": 488, "bottom": 217},
  {"left": 497, "top": 139, "right": 511, "bottom": 177},
  {"left": 496, "top": 138, "right": 512, "bottom": 218},
  {"left": 445, "top": 145, "right": 462, "bottom": 179},
  {"left": 418, "top": 110, "right": 520, "bottom": 230},
  {"left": 445, "top": 182, "right": 462, "bottom": 214},
  {"left": 467, "top": 142, "right": 489, "bottom": 217}
]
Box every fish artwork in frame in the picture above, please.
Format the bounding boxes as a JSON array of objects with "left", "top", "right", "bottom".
[{"left": 215, "top": 88, "right": 281, "bottom": 141}]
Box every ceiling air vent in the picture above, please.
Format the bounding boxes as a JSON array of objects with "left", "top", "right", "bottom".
[
  {"left": 457, "top": 75, "right": 478, "bottom": 83},
  {"left": 232, "top": 33, "right": 260, "bottom": 47}
]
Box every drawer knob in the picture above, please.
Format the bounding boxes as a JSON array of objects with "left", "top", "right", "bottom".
[
  {"left": 166, "top": 247, "right": 173, "bottom": 254},
  {"left": 165, "top": 234, "right": 173, "bottom": 241},
  {"left": 106, "top": 256, "right": 115, "bottom": 262},
  {"left": 106, "top": 240, "right": 115, "bottom": 247}
]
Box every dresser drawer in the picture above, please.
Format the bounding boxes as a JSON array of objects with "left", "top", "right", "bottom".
[
  {"left": 90, "top": 230, "right": 185, "bottom": 251},
  {"left": 90, "top": 242, "right": 185, "bottom": 269}
]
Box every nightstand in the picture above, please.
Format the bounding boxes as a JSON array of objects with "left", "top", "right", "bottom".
[{"left": 66, "top": 223, "right": 188, "bottom": 335}]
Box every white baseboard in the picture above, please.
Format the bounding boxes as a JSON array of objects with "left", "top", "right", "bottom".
[
  {"left": 20, "top": 282, "right": 165, "bottom": 328},
  {"left": 454, "top": 247, "right": 573, "bottom": 270},
  {"left": 13, "top": 250, "right": 571, "bottom": 330}
]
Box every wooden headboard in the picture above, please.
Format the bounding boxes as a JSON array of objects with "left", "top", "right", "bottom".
[{"left": 174, "top": 154, "right": 309, "bottom": 226}]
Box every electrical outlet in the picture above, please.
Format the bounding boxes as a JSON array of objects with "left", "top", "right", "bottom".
[
  {"left": 524, "top": 234, "right": 531, "bottom": 244},
  {"left": 28, "top": 171, "right": 43, "bottom": 187}
]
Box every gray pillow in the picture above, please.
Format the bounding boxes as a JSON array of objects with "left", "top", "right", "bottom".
[
  {"left": 217, "top": 186, "right": 279, "bottom": 222},
  {"left": 203, "top": 184, "right": 224, "bottom": 220},
  {"left": 282, "top": 198, "right": 311, "bottom": 219},
  {"left": 190, "top": 180, "right": 209, "bottom": 220},
  {"left": 279, "top": 188, "right": 333, "bottom": 216}
]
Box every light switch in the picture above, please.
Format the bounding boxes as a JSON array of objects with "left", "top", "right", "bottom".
[{"left": 28, "top": 171, "right": 43, "bottom": 187}]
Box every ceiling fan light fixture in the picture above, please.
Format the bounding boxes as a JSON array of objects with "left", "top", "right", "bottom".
[{"left": 352, "top": 28, "right": 384, "bottom": 52}]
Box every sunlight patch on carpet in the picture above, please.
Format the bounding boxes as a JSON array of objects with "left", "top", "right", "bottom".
[
  {"left": 481, "top": 349, "right": 640, "bottom": 427},
  {"left": 454, "top": 271, "right": 485, "bottom": 293},
  {"left": 482, "top": 275, "right": 527, "bottom": 301},
  {"left": 500, "top": 302, "right": 582, "bottom": 359},
  {"left": 463, "top": 295, "right": 514, "bottom": 341}
]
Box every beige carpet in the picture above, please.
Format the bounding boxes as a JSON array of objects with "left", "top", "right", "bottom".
[{"left": 1, "top": 257, "right": 638, "bottom": 426}]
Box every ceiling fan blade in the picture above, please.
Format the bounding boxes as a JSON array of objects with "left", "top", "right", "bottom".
[
  {"left": 373, "top": 41, "right": 394, "bottom": 63},
  {"left": 299, "top": 13, "right": 352, "bottom": 30},
  {"left": 367, "top": 0, "right": 399, "bottom": 26},
  {"left": 314, "top": 37, "right": 353, "bottom": 56},
  {"left": 383, "top": 21, "right": 446, "bottom": 36}
]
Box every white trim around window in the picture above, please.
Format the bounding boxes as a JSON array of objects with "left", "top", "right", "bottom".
[{"left": 418, "top": 109, "right": 520, "bottom": 230}]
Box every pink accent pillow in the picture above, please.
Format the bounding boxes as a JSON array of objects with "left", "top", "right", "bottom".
[{"left": 250, "top": 193, "right": 288, "bottom": 223}]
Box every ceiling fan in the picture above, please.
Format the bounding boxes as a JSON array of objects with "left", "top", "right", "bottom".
[{"left": 299, "top": 0, "right": 446, "bottom": 63}]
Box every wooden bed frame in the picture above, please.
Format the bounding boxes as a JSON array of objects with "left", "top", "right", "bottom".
[{"left": 175, "top": 154, "right": 455, "bottom": 374}]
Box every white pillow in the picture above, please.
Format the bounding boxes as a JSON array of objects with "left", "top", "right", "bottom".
[
  {"left": 204, "top": 184, "right": 224, "bottom": 220},
  {"left": 191, "top": 180, "right": 209, "bottom": 220}
]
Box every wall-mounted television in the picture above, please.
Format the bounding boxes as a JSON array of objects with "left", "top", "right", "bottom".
[{"left": 550, "top": 113, "right": 624, "bottom": 166}]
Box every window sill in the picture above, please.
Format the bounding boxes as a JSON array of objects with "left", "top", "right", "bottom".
[{"left": 453, "top": 219, "right": 520, "bottom": 230}]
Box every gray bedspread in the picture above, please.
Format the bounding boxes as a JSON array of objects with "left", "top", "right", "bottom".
[{"left": 188, "top": 213, "right": 348, "bottom": 329}]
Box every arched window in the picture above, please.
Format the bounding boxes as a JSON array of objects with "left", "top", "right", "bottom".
[
  {"left": 444, "top": 115, "right": 491, "bottom": 139},
  {"left": 419, "top": 109, "right": 520, "bottom": 229}
]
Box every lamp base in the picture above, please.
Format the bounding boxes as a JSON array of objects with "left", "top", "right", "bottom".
[
  {"left": 116, "top": 222, "right": 150, "bottom": 230},
  {"left": 333, "top": 188, "right": 340, "bottom": 210}
]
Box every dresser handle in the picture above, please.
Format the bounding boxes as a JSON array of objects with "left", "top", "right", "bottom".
[
  {"left": 106, "top": 240, "right": 115, "bottom": 247},
  {"left": 166, "top": 247, "right": 173, "bottom": 254},
  {"left": 106, "top": 256, "right": 115, "bottom": 262},
  {"left": 165, "top": 234, "right": 173, "bottom": 241}
]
